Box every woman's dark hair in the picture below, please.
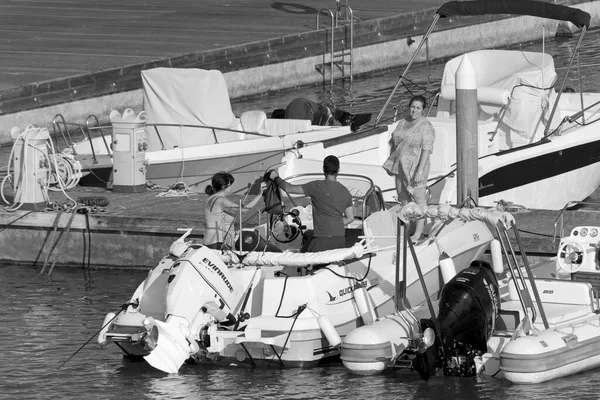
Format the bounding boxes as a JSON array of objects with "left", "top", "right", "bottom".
[
  {"left": 409, "top": 94, "right": 427, "bottom": 109},
  {"left": 205, "top": 172, "right": 235, "bottom": 195}
]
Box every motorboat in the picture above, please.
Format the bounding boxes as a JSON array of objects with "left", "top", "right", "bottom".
[
  {"left": 97, "top": 173, "right": 494, "bottom": 373},
  {"left": 342, "top": 198, "right": 600, "bottom": 384},
  {"left": 60, "top": 68, "right": 354, "bottom": 193},
  {"left": 277, "top": 1, "right": 600, "bottom": 210}
]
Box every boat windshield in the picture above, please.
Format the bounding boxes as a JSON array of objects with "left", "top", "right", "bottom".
[{"left": 281, "top": 173, "right": 385, "bottom": 221}]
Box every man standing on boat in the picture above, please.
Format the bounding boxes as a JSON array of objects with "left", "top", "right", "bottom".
[{"left": 269, "top": 155, "right": 354, "bottom": 252}]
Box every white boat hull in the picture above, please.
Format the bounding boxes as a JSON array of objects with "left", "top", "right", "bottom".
[{"left": 99, "top": 206, "right": 493, "bottom": 372}]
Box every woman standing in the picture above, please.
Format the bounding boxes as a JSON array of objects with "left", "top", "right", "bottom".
[
  {"left": 204, "top": 172, "right": 264, "bottom": 249},
  {"left": 382, "top": 95, "right": 436, "bottom": 243}
]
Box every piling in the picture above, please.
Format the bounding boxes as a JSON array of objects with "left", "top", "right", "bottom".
[{"left": 455, "top": 53, "right": 479, "bottom": 204}]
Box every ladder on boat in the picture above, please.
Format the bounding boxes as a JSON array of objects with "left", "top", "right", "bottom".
[{"left": 315, "top": 0, "right": 355, "bottom": 85}]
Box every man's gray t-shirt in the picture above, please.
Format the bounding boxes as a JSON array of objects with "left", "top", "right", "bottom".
[{"left": 301, "top": 180, "right": 353, "bottom": 237}]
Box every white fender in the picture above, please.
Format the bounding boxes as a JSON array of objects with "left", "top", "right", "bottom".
[
  {"left": 98, "top": 312, "right": 116, "bottom": 347},
  {"left": 353, "top": 286, "right": 375, "bottom": 325},
  {"left": 317, "top": 315, "right": 341, "bottom": 347},
  {"left": 491, "top": 239, "right": 504, "bottom": 274},
  {"left": 440, "top": 251, "right": 457, "bottom": 284}
]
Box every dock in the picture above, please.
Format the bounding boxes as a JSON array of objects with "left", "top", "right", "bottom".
[{"left": 1, "top": 0, "right": 600, "bottom": 269}]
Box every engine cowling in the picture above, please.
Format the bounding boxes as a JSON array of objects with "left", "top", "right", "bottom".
[{"left": 413, "top": 260, "right": 500, "bottom": 379}]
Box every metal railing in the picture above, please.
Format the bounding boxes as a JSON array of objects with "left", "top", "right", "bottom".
[{"left": 315, "top": 0, "right": 355, "bottom": 85}]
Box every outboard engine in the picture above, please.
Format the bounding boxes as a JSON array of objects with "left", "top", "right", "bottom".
[
  {"left": 413, "top": 260, "right": 500, "bottom": 379},
  {"left": 165, "top": 246, "right": 246, "bottom": 324},
  {"left": 142, "top": 246, "right": 249, "bottom": 373}
]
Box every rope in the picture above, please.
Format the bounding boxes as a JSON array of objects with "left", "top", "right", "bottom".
[{"left": 154, "top": 181, "right": 199, "bottom": 199}]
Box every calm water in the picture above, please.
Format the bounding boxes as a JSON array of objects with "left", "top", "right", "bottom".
[{"left": 4, "top": 31, "right": 600, "bottom": 400}]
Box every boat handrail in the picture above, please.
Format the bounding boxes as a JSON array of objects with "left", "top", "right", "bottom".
[
  {"left": 552, "top": 200, "right": 600, "bottom": 243},
  {"left": 281, "top": 172, "right": 375, "bottom": 188},
  {"left": 52, "top": 114, "right": 94, "bottom": 156},
  {"left": 496, "top": 220, "right": 550, "bottom": 331},
  {"left": 544, "top": 98, "right": 600, "bottom": 141},
  {"left": 147, "top": 122, "right": 274, "bottom": 150},
  {"left": 85, "top": 114, "right": 112, "bottom": 155}
]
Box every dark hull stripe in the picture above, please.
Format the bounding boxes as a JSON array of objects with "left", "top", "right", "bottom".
[{"left": 478, "top": 139, "right": 600, "bottom": 197}]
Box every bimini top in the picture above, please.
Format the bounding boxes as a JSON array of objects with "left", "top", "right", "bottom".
[{"left": 437, "top": 0, "right": 591, "bottom": 29}]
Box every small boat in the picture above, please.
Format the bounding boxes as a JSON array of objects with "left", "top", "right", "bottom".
[
  {"left": 62, "top": 68, "right": 354, "bottom": 193},
  {"left": 278, "top": 1, "right": 600, "bottom": 210},
  {"left": 346, "top": 199, "right": 600, "bottom": 384},
  {"left": 97, "top": 173, "right": 494, "bottom": 373},
  {"left": 340, "top": 206, "right": 508, "bottom": 376}
]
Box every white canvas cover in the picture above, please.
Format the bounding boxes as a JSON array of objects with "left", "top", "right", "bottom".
[
  {"left": 440, "top": 50, "right": 557, "bottom": 139},
  {"left": 142, "top": 68, "right": 239, "bottom": 151}
]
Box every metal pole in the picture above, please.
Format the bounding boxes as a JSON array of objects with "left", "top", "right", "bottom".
[
  {"left": 375, "top": 14, "right": 440, "bottom": 125},
  {"left": 544, "top": 26, "right": 587, "bottom": 137},
  {"left": 455, "top": 53, "right": 479, "bottom": 205},
  {"left": 406, "top": 223, "right": 436, "bottom": 318},
  {"left": 512, "top": 226, "right": 549, "bottom": 329},
  {"left": 239, "top": 199, "right": 243, "bottom": 251}
]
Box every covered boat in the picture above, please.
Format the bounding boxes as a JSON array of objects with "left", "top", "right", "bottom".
[
  {"left": 65, "top": 68, "right": 354, "bottom": 193},
  {"left": 277, "top": 0, "right": 600, "bottom": 210}
]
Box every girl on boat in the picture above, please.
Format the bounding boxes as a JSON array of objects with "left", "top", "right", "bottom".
[
  {"left": 382, "top": 94, "right": 435, "bottom": 243},
  {"left": 204, "top": 172, "right": 265, "bottom": 249}
]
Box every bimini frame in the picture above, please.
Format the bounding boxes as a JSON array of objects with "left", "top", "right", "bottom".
[{"left": 374, "top": 0, "right": 592, "bottom": 136}]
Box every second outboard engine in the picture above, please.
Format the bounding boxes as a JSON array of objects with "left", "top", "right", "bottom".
[{"left": 413, "top": 260, "right": 500, "bottom": 379}]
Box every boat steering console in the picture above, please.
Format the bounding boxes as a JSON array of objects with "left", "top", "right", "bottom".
[{"left": 557, "top": 226, "right": 600, "bottom": 275}]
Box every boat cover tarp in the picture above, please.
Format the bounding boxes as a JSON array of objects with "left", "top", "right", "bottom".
[
  {"left": 440, "top": 50, "right": 557, "bottom": 138},
  {"left": 142, "top": 68, "right": 239, "bottom": 151},
  {"left": 437, "top": 1, "right": 591, "bottom": 29}
]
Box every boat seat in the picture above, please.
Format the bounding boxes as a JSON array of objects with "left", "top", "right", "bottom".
[
  {"left": 362, "top": 209, "right": 397, "bottom": 249},
  {"left": 240, "top": 110, "right": 267, "bottom": 135},
  {"left": 501, "top": 300, "right": 592, "bottom": 326},
  {"left": 505, "top": 278, "right": 596, "bottom": 326},
  {"left": 508, "top": 278, "right": 595, "bottom": 306},
  {"left": 265, "top": 119, "right": 311, "bottom": 136}
]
